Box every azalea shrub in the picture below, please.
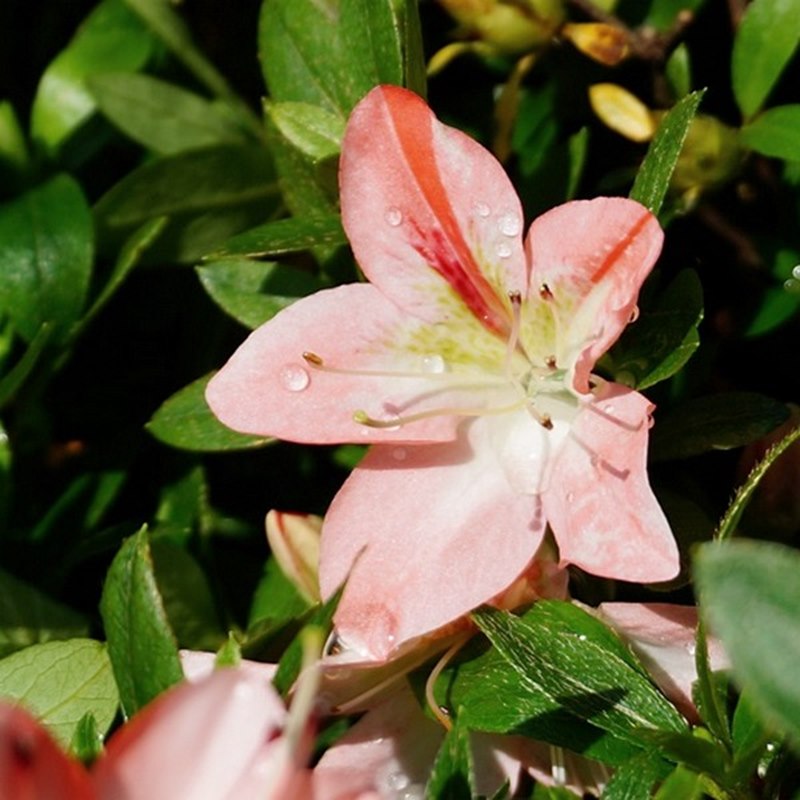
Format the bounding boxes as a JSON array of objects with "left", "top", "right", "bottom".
[{"left": 0, "top": 0, "right": 799, "bottom": 798}]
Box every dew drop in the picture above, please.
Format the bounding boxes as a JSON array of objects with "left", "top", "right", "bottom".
[
  {"left": 566, "top": 492, "right": 575, "bottom": 503},
  {"left": 578, "top": 634, "right": 587, "bottom": 642},
  {"left": 497, "top": 242, "right": 512, "bottom": 259},
  {"left": 498, "top": 212, "right": 521, "bottom": 237},
  {"left": 280, "top": 364, "right": 310, "bottom": 392},
  {"left": 628, "top": 305, "right": 640, "bottom": 323},
  {"left": 421, "top": 354, "right": 446, "bottom": 374},
  {"left": 604, "top": 404, "right": 615, "bottom": 414},
  {"left": 686, "top": 642, "right": 697, "bottom": 656},
  {"left": 385, "top": 771, "right": 411, "bottom": 791},
  {"left": 385, "top": 206, "right": 403, "bottom": 227},
  {"left": 392, "top": 447, "right": 407, "bottom": 462},
  {"left": 474, "top": 201, "right": 491, "bottom": 218},
  {"left": 793, "top": 264, "right": 800, "bottom": 280},
  {"left": 785, "top": 278, "right": 800, "bottom": 294}
]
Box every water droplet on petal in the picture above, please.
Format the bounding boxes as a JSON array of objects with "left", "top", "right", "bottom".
[
  {"left": 392, "top": 447, "right": 407, "bottom": 462},
  {"left": 280, "top": 364, "right": 310, "bottom": 392},
  {"left": 566, "top": 492, "right": 575, "bottom": 503},
  {"left": 385, "top": 771, "right": 411, "bottom": 791},
  {"left": 474, "top": 201, "right": 491, "bottom": 218},
  {"left": 628, "top": 305, "right": 640, "bottom": 323},
  {"left": 497, "top": 242, "right": 512, "bottom": 259},
  {"left": 385, "top": 206, "right": 403, "bottom": 227},
  {"left": 686, "top": 642, "right": 697, "bottom": 656},
  {"left": 421, "top": 354, "right": 446, "bottom": 373},
  {"left": 498, "top": 212, "right": 521, "bottom": 237},
  {"left": 604, "top": 404, "right": 615, "bottom": 414}
]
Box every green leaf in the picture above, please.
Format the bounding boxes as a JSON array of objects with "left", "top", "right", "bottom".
[
  {"left": 146, "top": 373, "right": 271, "bottom": 452},
  {"left": 665, "top": 43, "right": 692, "bottom": 99},
  {"left": 630, "top": 90, "right": 705, "bottom": 215},
  {"left": 425, "top": 713, "right": 474, "bottom": 800},
  {"left": 729, "top": 691, "right": 771, "bottom": 784},
  {"left": 650, "top": 392, "right": 790, "bottom": 462},
  {"left": 732, "top": 0, "right": 800, "bottom": 118},
  {"left": 70, "top": 712, "right": 104, "bottom": 762},
  {"left": 696, "top": 540, "right": 800, "bottom": 753},
  {"left": 0, "top": 174, "right": 93, "bottom": 345},
  {"left": 197, "top": 259, "right": 322, "bottom": 329},
  {"left": 94, "top": 144, "right": 279, "bottom": 263},
  {"left": 692, "top": 620, "right": 731, "bottom": 748},
  {"left": 0, "top": 569, "right": 89, "bottom": 658},
  {"left": 740, "top": 105, "right": 800, "bottom": 161},
  {"left": 211, "top": 214, "right": 346, "bottom": 259},
  {"left": 31, "top": 0, "right": 156, "bottom": 154},
  {"left": 646, "top": 0, "right": 708, "bottom": 31},
  {"left": 637, "top": 729, "right": 729, "bottom": 777},
  {"left": 610, "top": 270, "right": 703, "bottom": 390},
  {"left": 100, "top": 526, "right": 183, "bottom": 717},
  {"left": 745, "top": 285, "right": 800, "bottom": 338},
  {"left": 89, "top": 73, "right": 247, "bottom": 155},
  {"left": 652, "top": 765, "right": 704, "bottom": 800},
  {"left": 0, "top": 419, "right": 10, "bottom": 525},
  {"left": 151, "top": 540, "right": 224, "bottom": 651},
  {"left": 0, "top": 324, "right": 54, "bottom": 410},
  {"left": 716, "top": 423, "right": 800, "bottom": 541},
  {"left": 259, "top": 0, "right": 413, "bottom": 118},
  {"left": 472, "top": 603, "right": 686, "bottom": 743},
  {"left": 249, "top": 557, "right": 313, "bottom": 629},
  {"left": 601, "top": 751, "right": 671, "bottom": 800},
  {"left": 267, "top": 102, "right": 345, "bottom": 162},
  {"left": 0, "top": 639, "right": 119, "bottom": 748}
]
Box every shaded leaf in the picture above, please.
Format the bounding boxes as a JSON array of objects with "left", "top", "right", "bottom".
[
  {"left": 0, "top": 569, "right": 89, "bottom": 658},
  {"left": 740, "top": 105, "right": 800, "bottom": 161},
  {"left": 147, "top": 373, "right": 271, "bottom": 452},
  {"left": 70, "top": 712, "right": 103, "bottom": 762},
  {"left": 425, "top": 713, "right": 474, "bottom": 800},
  {"left": 630, "top": 90, "right": 705, "bottom": 215},
  {"left": 99, "top": 527, "right": 183, "bottom": 717},
  {"left": 602, "top": 751, "right": 671, "bottom": 800},
  {"left": 0, "top": 174, "right": 93, "bottom": 345},
  {"left": 249, "top": 557, "right": 313, "bottom": 629},
  {"left": 0, "top": 639, "right": 118, "bottom": 747},
  {"left": 696, "top": 540, "right": 800, "bottom": 753},
  {"left": 650, "top": 392, "right": 790, "bottom": 462},
  {"left": 732, "top": 0, "right": 800, "bottom": 118},
  {"left": 89, "top": 72, "right": 247, "bottom": 154},
  {"left": 652, "top": 765, "right": 704, "bottom": 800}
]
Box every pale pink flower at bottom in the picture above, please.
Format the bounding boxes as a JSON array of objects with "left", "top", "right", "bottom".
[{"left": 206, "top": 85, "right": 680, "bottom": 663}]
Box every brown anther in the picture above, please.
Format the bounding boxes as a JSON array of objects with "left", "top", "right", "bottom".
[
  {"left": 541, "top": 414, "right": 554, "bottom": 430},
  {"left": 438, "top": 705, "right": 451, "bottom": 717},
  {"left": 545, "top": 355, "right": 557, "bottom": 369},
  {"left": 302, "top": 351, "right": 324, "bottom": 366},
  {"left": 539, "top": 283, "right": 553, "bottom": 300},
  {"left": 508, "top": 289, "right": 522, "bottom": 304}
]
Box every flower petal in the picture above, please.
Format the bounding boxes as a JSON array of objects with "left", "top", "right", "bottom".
[
  {"left": 544, "top": 383, "right": 679, "bottom": 582},
  {"left": 93, "top": 670, "right": 286, "bottom": 800},
  {"left": 599, "top": 602, "right": 729, "bottom": 722},
  {"left": 524, "top": 197, "right": 663, "bottom": 392},
  {"left": 319, "top": 419, "right": 545, "bottom": 660},
  {"left": 207, "top": 283, "right": 490, "bottom": 445},
  {"left": 341, "top": 85, "right": 527, "bottom": 335},
  {"left": 0, "top": 703, "right": 94, "bottom": 800}
]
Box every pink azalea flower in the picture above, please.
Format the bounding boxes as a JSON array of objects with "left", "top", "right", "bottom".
[{"left": 206, "top": 85, "right": 679, "bottom": 661}]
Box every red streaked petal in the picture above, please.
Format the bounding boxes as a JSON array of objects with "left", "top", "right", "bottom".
[
  {"left": 341, "top": 85, "right": 527, "bottom": 334},
  {"left": 544, "top": 383, "right": 679, "bottom": 582},
  {"left": 0, "top": 703, "right": 94, "bottom": 800},
  {"left": 318, "top": 418, "right": 545, "bottom": 660},
  {"left": 524, "top": 197, "right": 663, "bottom": 392}
]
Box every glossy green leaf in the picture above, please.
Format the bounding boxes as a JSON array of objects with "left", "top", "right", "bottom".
[
  {"left": 268, "top": 102, "right": 345, "bottom": 162},
  {"left": 652, "top": 765, "right": 704, "bottom": 800},
  {"left": 745, "top": 285, "right": 800, "bottom": 337},
  {"left": 425, "top": 713, "right": 474, "bottom": 800},
  {"left": 0, "top": 174, "right": 93, "bottom": 345},
  {"left": 70, "top": 712, "right": 103, "bottom": 762},
  {"left": 696, "top": 540, "right": 800, "bottom": 752},
  {"left": 89, "top": 73, "right": 247, "bottom": 154},
  {"left": 147, "top": 373, "right": 271, "bottom": 452},
  {"left": 0, "top": 569, "right": 89, "bottom": 658},
  {"left": 665, "top": 43, "right": 692, "bottom": 99},
  {"left": 0, "top": 639, "right": 119, "bottom": 747},
  {"left": 650, "top": 392, "right": 790, "bottom": 462},
  {"left": 732, "top": 0, "right": 800, "bottom": 118},
  {"left": 610, "top": 269, "right": 703, "bottom": 390},
  {"left": 472, "top": 603, "right": 686, "bottom": 743},
  {"left": 100, "top": 527, "right": 183, "bottom": 717},
  {"left": 249, "top": 557, "right": 313, "bottom": 629},
  {"left": 740, "top": 105, "right": 800, "bottom": 161},
  {"left": 601, "top": 751, "right": 671, "bottom": 800},
  {"left": 94, "top": 144, "right": 279, "bottom": 263},
  {"left": 31, "top": 0, "right": 155, "bottom": 153},
  {"left": 630, "top": 90, "right": 705, "bottom": 215},
  {"left": 0, "top": 324, "right": 54, "bottom": 410},
  {"left": 150, "top": 540, "right": 224, "bottom": 651},
  {"left": 0, "top": 101, "right": 28, "bottom": 177},
  {"left": 729, "top": 691, "right": 771, "bottom": 785},
  {"left": 259, "top": 0, "right": 415, "bottom": 118},
  {"left": 212, "top": 214, "right": 346, "bottom": 259},
  {"left": 197, "top": 259, "right": 322, "bottom": 329}
]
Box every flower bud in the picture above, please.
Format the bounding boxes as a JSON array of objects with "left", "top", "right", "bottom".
[
  {"left": 265, "top": 510, "right": 323, "bottom": 603},
  {"left": 562, "top": 22, "right": 630, "bottom": 66},
  {"left": 589, "top": 83, "right": 656, "bottom": 142}
]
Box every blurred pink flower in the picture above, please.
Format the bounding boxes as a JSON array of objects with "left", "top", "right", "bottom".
[{"left": 207, "top": 85, "right": 679, "bottom": 661}]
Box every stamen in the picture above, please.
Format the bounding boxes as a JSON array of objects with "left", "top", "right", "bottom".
[
  {"left": 302, "top": 351, "right": 324, "bottom": 366},
  {"left": 539, "top": 282, "right": 554, "bottom": 300},
  {"left": 504, "top": 290, "right": 523, "bottom": 383},
  {"left": 545, "top": 355, "right": 557, "bottom": 370},
  {"left": 353, "top": 398, "right": 527, "bottom": 429},
  {"left": 527, "top": 404, "right": 554, "bottom": 430},
  {"left": 424, "top": 634, "right": 471, "bottom": 731}
]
